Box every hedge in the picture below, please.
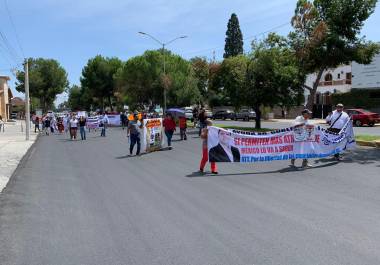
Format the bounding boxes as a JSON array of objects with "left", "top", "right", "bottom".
[{"left": 331, "top": 89, "right": 380, "bottom": 109}]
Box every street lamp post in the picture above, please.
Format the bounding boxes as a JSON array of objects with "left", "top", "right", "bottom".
[{"left": 138, "top": 32, "right": 187, "bottom": 113}]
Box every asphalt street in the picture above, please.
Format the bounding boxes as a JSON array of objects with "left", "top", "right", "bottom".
[
  {"left": 215, "top": 120, "right": 380, "bottom": 135},
  {"left": 1, "top": 128, "right": 380, "bottom": 265}
]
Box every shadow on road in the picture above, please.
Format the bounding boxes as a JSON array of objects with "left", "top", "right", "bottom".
[
  {"left": 315, "top": 148, "right": 380, "bottom": 165},
  {"left": 185, "top": 161, "right": 339, "bottom": 178}
]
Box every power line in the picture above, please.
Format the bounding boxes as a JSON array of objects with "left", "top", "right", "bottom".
[
  {"left": 0, "top": 29, "right": 22, "bottom": 63},
  {"left": 3, "top": 0, "right": 25, "bottom": 58}
]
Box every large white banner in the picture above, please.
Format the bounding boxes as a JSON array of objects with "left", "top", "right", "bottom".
[{"left": 208, "top": 121, "right": 356, "bottom": 163}]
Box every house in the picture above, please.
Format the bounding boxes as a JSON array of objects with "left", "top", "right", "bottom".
[
  {"left": 304, "top": 64, "right": 352, "bottom": 118},
  {"left": 0, "top": 76, "right": 13, "bottom": 121},
  {"left": 352, "top": 53, "right": 380, "bottom": 89}
]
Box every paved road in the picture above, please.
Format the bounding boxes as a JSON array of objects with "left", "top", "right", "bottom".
[
  {"left": 1, "top": 128, "right": 380, "bottom": 265},
  {"left": 214, "top": 120, "right": 380, "bottom": 135}
]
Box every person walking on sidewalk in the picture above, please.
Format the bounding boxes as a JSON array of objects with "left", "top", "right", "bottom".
[
  {"left": 198, "top": 109, "right": 207, "bottom": 136},
  {"left": 199, "top": 120, "right": 218, "bottom": 174},
  {"left": 290, "top": 109, "right": 314, "bottom": 168},
  {"left": 127, "top": 114, "right": 143, "bottom": 156},
  {"left": 79, "top": 116, "right": 87, "bottom": 140},
  {"left": 326, "top": 103, "right": 350, "bottom": 161},
  {"left": 179, "top": 116, "right": 187, "bottom": 140},
  {"left": 163, "top": 113, "right": 176, "bottom": 150},
  {"left": 69, "top": 115, "right": 78, "bottom": 140}
]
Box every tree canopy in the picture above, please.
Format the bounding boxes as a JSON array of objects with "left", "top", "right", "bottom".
[
  {"left": 16, "top": 58, "right": 68, "bottom": 112},
  {"left": 224, "top": 13, "right": 244, "bottom": 58},
  {"left": 290, "top": 0, "right": 380, "bottom": 109},
  {"left": 115, "top": 50, "right": 200, "bottom": 108},
  {"left": 80, "top": 55, "right": 122, "bottom": 110}
]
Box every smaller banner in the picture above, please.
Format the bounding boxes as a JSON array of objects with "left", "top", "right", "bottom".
[
  {"left": 208, "top": 121, "right": 355, "bottom": 163},
  {"left": 142, "top": 118, "right": 164, "bottom": 152},
  {"left": 86, "top": 116, "right": 99, "bottom": 129},
  {"left": 107, "top": 114, "right": 121, "bottom": 126}
]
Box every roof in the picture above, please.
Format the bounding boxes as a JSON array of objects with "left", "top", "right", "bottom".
[{"left": 0, "top": 76, "right": 10, "bottom": 81}]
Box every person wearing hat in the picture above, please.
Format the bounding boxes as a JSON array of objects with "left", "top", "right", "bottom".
[
  {"left": 291, "top": 109, "right": 314, "bottom": 168},
  {"left": 326, "top": 103, "right": 350, "bottom": 160}
]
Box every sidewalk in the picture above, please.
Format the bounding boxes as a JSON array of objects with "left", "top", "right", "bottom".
[{"left": 0, "top": 120, "right": 38, "bottom": 192}]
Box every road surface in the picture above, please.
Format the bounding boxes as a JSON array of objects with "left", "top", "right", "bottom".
[{"left": 1, "top": 128, "right": 380, "bottom": 265}]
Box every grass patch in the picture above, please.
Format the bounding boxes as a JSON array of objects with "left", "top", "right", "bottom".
[
  {"left": 355, "top": 135, "right": 380, "bottom": 142},
  {"left": 213, "top": 124, "right": 272, "bottom": 132}
]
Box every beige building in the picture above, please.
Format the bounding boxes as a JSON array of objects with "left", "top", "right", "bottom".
[{"left": 0, "top": 76, "right": 13, "bottom": 121}]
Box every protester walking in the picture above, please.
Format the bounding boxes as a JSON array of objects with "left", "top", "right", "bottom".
[
  {"left": 127, "top": 114, "right": 143, "bottom": 156},
  {"left": 199, "top": 120, "right": 218, "bottom": 174},
  {"left": 326, "top": 103, "right": 350, "bottom": 161},
  {"left": 69, "top": 115, "right": 78, "bottom": 140},
  {"left": 179, "top": 116, "right": 187, "bottom": 140},
  {"left": 120, "top": 112, "right": 128, "bottom": 130},
  {"left": 44, "top": 117, "right": 51, "bottom": 135},
  {"left": 163, "top": 113, "right": 176, "bottom": 150},
  {"left": 99, "top": 113, "right": 109, "bottom": 137},
  {"left": 79, "top": 116, "right": 87, "bottom": 140},
  {"left": 290, "top": 109, "right": 313, "bottom": 168},
  {"left": 198, "top": 109, "right": 207, "bottom": 136}
]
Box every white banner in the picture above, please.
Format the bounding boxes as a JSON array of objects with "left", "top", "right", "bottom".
[
  {"left": 86, "top": 116, "right": 99, "bottom": 129},
  {"left": 208, "top": 121, "right": 356, "bottom": 163},
  {"left": 107, "top": 114, "right": 121, "bottom": 126}
]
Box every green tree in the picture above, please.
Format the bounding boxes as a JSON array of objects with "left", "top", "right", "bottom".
[
  {"left": 16, "top": 58, "right": 69, "bottom": 112},
  {"left": 247, "top": 34, "right": 304, "bottom": 129},
  {"left": 218, "top": 55, "right": 249, "bottom": 109},
  {"left": 290, "top": 0, "right": 380, "bottom": 109},
  {"left": 80, "top": 55, "right": 122, "bottom": 111},
  {"left": 224, "top": 13, "right": 244, "bottom": 58},
  {"left": 115, "top": 50, "right": 200, "bottom": 108},
  {"left": 190, "top": 57, "right": 209, "bottom": 98}
]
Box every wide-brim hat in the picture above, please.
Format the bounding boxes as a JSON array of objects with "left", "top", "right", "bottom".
[
  {"left": 336, "top": 103, "right": 344, "bottom": 107},
  {"left": 301, "top": 109, "right": 312, "bottom": 114}
]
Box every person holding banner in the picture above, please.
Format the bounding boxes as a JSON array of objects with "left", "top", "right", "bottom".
[
  {"left": 99, "top": 113, "right": 109, "bottom": 137},
  {"left": 326, "top": 103, "right": 350, "bottom": 161},
  {"left": 199, "top": 120, "right": 218, "bottom": 174},
  {"left": 290, "top": 109, "right": 313, "bottom": 168},
  {"left": 128, "top": 114, "right": 143, "bottom": 156}
]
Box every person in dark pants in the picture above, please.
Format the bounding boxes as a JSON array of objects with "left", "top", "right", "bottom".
[
  {"left": 198, "top": 109, "right": 206, "bottom": 136},
  {"left": 79, "top": 116, "right": 87, "bottom": 140},
  {"left": 163, "top": 113, "right": 176, "bottom": 150},
  {"left": 128, "top": 114, "right": 143, "bottom": 156},
  {"left": 34, "top": 116, "right": 40, "bottom": 133},
  {"left": 179, "top": 116, "right": 187, "bottom": 140}
]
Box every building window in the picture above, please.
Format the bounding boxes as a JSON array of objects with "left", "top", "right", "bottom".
[
  {"left": 324, "top": 73, "right": 333, "bottom": 82},
  {"left": 346, "top": 72, "right": 352, "bottom": 80},
  {"left": 337, "top": 73, "right": 341, "bottom": 79}
]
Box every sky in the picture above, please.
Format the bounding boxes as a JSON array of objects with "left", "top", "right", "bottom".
[{"left": 0, "top": 0, "right": 379, "bottom": 105}]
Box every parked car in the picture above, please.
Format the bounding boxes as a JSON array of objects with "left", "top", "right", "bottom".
[
  {"left": 205, "top": 109, "right": 213, "bottom": 119},
  {"left": 346, "top": 109, "right": 380, "bottom": 127},
  {"left": 212, "top": 110, "right": 235, "bottom": 120},
  {"left": 185, "top": 109, "right": 193, "bottom": 121},
  {"left": 233, "top": 109, "right": 256, "bottom": 121}
]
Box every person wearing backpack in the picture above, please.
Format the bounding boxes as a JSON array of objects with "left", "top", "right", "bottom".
[{"left": 326, "top": 103, "right": 350, "bottom": 161}]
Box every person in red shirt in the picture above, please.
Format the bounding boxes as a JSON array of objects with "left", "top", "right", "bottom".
[
  {"left": 199, "top": 120, "right": 217, "bottom": 174},
  {"left": 179, "top": 116, "right": 187, "bottom": 140},
  {"left": 163, "top": 113, "right": 176, "bottom": 150}
]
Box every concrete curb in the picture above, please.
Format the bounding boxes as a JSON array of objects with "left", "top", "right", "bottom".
[{"left": 356, "top": 140, "right": 380, "bottom": 148}]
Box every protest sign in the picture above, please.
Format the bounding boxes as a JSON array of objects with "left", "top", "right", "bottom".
[
  {"left": 86, "top": 116, "right": 99, "bottom": 129},
  {"left": 107, "top": 115, "right": 121, "bottom": 126},
  {"left": 142, "top": 118, "right": 164, "bottom": 152},
  {"left": 208, "top": 121, "right": 355, "bottom": 163}
]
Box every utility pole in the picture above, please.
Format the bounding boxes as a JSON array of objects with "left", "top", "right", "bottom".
[
  {"left": 24, "top": 58, "right": 30, "bottom": 140},
  {"left": 162, "top": 43, "right": 167, "bottom": 112},
  {"left": 138, "top": 32, "right": 187, "bottom": 113}
]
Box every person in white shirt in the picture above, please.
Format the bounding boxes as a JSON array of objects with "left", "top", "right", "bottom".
[
  {"left": 326, "top": 103, "right": 350, "bottom": 160},
  {"left": 69, "top": 115, "right": 79, "bottom": 140},
  {"left": 291, "top": 109, "right": 314, "bottom": 168},
  {"left": 100, "top": 113, "right": 109, "bottom": 137}
]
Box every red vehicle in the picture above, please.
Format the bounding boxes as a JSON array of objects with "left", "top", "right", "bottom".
[{"left": 346, "top": 109, "right": 380, "bottom": 127}]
